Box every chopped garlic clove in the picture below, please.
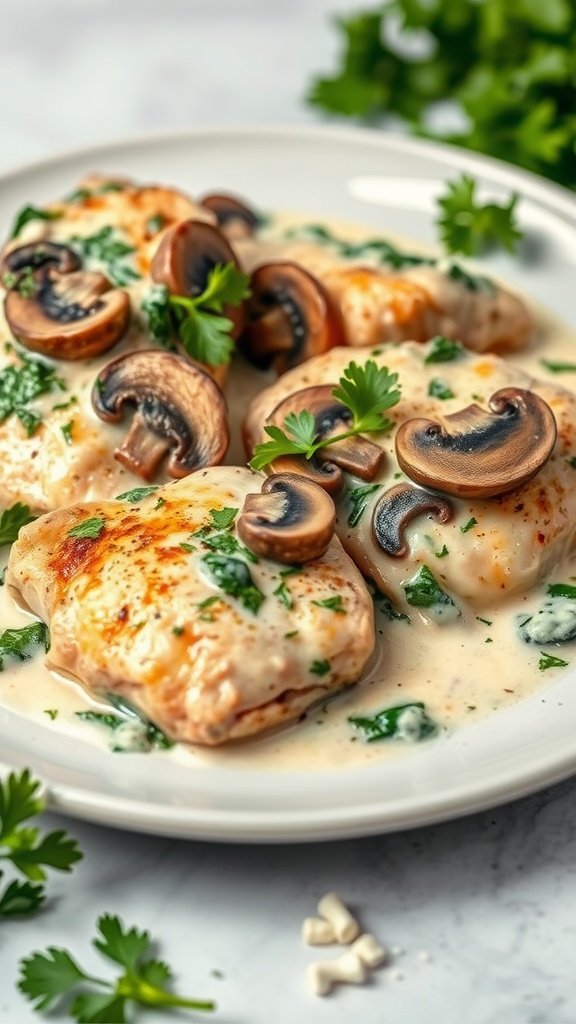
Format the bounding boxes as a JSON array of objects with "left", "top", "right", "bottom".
[
  {"left": 307, "top": 951, "right": 367, "bottom": 996},
  {"left": 350, "top": 933, "right": 387, "bottom": 968},
  {"left": 302, "top": 917, "right": 337, "bottom": 945},
  {"left": 317, "top": 891, "right": 360, "bottom": 943}
]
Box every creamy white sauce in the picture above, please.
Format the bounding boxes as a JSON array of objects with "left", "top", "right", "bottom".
[{"left": 1, "top": 208, "right": 576, "bottom": 771}]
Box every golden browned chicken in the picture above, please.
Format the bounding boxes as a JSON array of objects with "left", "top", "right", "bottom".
[
  {"left": 244, "top": 342, "right": 576, "bottom": 611},
  {"left": 6, "top": 466, "right": 375, "bottom": 745}
]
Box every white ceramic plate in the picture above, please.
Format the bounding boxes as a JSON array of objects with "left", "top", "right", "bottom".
[{"left": 2, "top": 125, "right": 576, "bottom": 843}]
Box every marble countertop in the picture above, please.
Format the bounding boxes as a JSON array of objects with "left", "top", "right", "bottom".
[{"left": 2, "top": 2, "right": 576, "bottom": 1022}]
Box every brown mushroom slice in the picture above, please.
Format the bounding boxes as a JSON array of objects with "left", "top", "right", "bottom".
[
  {"left": 372, "top": 483, "right": 453, "bottom": 557},
  {"left": 267, "top": 385, "right": 385, "bottom": 481},
  {"left": 151, "top": 219, "right": 245, "bottom": 340},
  {"left": 5, "top": 269, "right": 130, "bottom": 360},
  {"left": 199, "top": 192, "right": 261, "bottom": 240},
  {"left": 1, "top": 241, "right": 81, "bottom": 284},
  {"left": 92, "top": 349, "right": 230, "bottom": 481},
  {"left": 261, "top": 453, "right": 344, "bottom": 497},
  {"left": 242, "top": 261, "right": 346, "bottom": 375},
  {"left": 237, "top": 472, "right": 336, "bottom": 564},
  {"left": 395, "top": 387, "right": 557, "bottom": 499}
]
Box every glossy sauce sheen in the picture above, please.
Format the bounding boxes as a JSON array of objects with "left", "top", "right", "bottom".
[{"left": 1, "top": 211, "right": 576, "bottom": 770}]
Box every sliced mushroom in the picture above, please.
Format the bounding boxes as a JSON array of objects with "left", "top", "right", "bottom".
[
  {"left": 372, "top": 483, "right": 453, "bottom": 557},
  {"left": 242, "top": 261, "right": 346, "bottom": 375},
  {"left": 151, "top": 219, "right": 245, "bottom": 339},
  {"left": 92, "top": 349, "right": 229, "bottom": 481},
  {"left": 199, "top": 192, "right": 261, "bottom": 240},
  {"left": 265, "top": 385, "right": 385, "bottom": 489},
  {"left": 395, "top": 387, "right": 557, "bottom": 498},
  {"left": 4, "top": 268, "right": 130, "bottom": 360},
  {"left": 1, "top": 241, "right": 81, "bottom": 284},
  {"left": 237, "top": 472, "right": 335, "bottom": 564}
]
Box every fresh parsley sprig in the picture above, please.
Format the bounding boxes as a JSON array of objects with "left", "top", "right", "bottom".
[
  {"left": 0, "top": 769, "right": 82, "bottom": 917},
  {"left": 437, "top": 175, "right": 523, "bottom": 256},
  {"left": 142, "top": 263, "right": 251, "bottom": 366},
  {"left": 0, "top": 502, "right": 35, "bottom": 546},
  {"left": 19, "top": 912, "right": 215, "bottom": 1021},
  {"left": 249, "top": 359, "right": 400, "bottom": 471}
]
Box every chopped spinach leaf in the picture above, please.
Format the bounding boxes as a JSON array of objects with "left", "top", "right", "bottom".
[
  {"left": 0, "top": 353, "right": 66, "bottom": 436},
  {"left": 312, "top": 596, "right": 346, "bottom": 613},
  {"left": 403, "top": 565, "right": 457, "bottom": 613},
  {"left": 428, "top": 378, "right": 455, "bottom": 401},
  {"left": 424, "top": 336, "right": 464, "bottom": 364},
  {"left": 348, "top": 701, "right": 437, "bottom": 742},
  {"left": 201, "top": 553, "right": 264, "bottom": 614},
  {"left": 70, "top": 226, "right": 141, "bottom": 287},
  {"left": 539, "top": 651, "right": 569, "bottom": 671},
  {"left": 346, "top": 483, "right": 382, "bottom": 527},
  {"left": 0, "top": 622, "right": 49, "bottom": 671},
  {"left": 9, "top": 205, "right": 61, "bottom": 240},
  {"left": 208, "top": 507, "right": 238, "bottom": 531},
  {"left": 548, "top": 583, "right": 576, "bottom": 599}
]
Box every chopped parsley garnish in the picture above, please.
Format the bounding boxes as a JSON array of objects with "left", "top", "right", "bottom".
[
  {"left": 19, "top": 912, "right": 214, "bottom": 1018},
  {"left": 115, "top": 485, "right": 160, "bottom": 503},
  {"left": 310, "top": 659, "right": 331, "bottom": 676},
  {"left": 0, "top": 768, "right": 81, "bottom": 918},
  {"left": 428, "top": 378, "right": 455, "bottom": 401},
  {"left": 547, "top": 583, "right": 576, "bottom": 599},
  {"left": 60, "top": 420, "right": 74, "bottom": 445},
  {"left": 476, "top": 616, "right": 493, "bottom": 626},
  {"left": 348, "top": 702, "right": 437, "bottom": 742},
  {"left": 9, "top": 205, "right": 61, "bottom": 240},
  {"left": 75, "top": 705, "right": 174, "bottom": 751},
  {"left": 540, "top": 359, "right": 576, "bottom": 373},
  {"left": 44, "top": 709, "right": 58, "bottom": 720},
  {"left": 312, "top": 596, "right": 346, "bottom": 613},
  {"left": 250, "top": 359, "right": 400, "bottom": 471},
  {"left": 283, "top": 223, "right": 434, "bottom": 270},
  {"left": 403, "top": 565, "right": 456, "bottom": 611},
  {"left": 70, "top": 226, "right": 141, "bottom": 287},
  {"left": 146, "top": 213, "right": 165, "bottom": 234},
  {"left": 67, "top": 516, "right": 105, "bottom": 540},
  {"left": 0, "top": 352, "right": 66, "bottom": 436},
  {"left": 461, "top": 517, "right": 478, "bottom": 533},
  {"left": 437, "top": 175, "right": 522, "bottom": 256},
  {"left": 201, "top": 553, "right": 264, "bottom": 614},
  {"left": 208, "top": 506, "right": 238, "bottom": 530},
  {"left": 273, "top": 581, "right": 293, "bottom": 608},
  {"left": 0, "top": 502, "right": 35, "bottom": 545},
  {"left": 0, "top": 622, "right": 49, "bottom": 671},
  {"left": 434, "top": 544, "right": 449, "bottom": 559},
  {"left": 446, "top": 262, "right": 495, "bottom": 294},
  {"left": 346, "top": 483, "right": 382, "bottom": 527},
  {"left": 424, "top": 337, "right": 463, "bottom": 364},
  {"left": 142, "top": 263, "right": 251, "bottom": 366},
  {"left": 539, "top": 651, "right": 569, "bottom": 671}
]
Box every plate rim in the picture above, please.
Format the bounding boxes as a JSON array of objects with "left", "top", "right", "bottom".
[{"left": 2, "top": 122, "right": 576, "bottom": 843}]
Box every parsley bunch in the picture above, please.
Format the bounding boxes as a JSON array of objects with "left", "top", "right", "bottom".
[
  {"left": 249, "top": 359, "right": 400, "bottom": 471},
  {"left": 308, "top": 1, "right": 576, "bottom": 191},
  {"left": 142, "top": 262, "right": 251, "bottom": 366},
  {"left": 19, "top": 913, "right": 215, "bottom": 1021},
  {"left": 0, "top": 769, "right": 82, "bottom": 916}
]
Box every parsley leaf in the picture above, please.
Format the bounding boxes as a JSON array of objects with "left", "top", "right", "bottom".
[
  {"left": 403, "top": 565, "right": 457, "bottom": 613},
  {"left": 539, "top": 651, "right": 569, "bottom": 671},
  {"left": 201, "top": 553, "right": 264, "bottom": 614},
  {"left": 311, "top": 595, "right": 346, "bottom": 613},
  {"left": 67, "top": 517, "right": 105, "bottom": 539},
  {"left": 310, "top": 659, "right": 331, "bottom": 676},
  {"left": 249, "top": 359, "right": 400, "bottom": 471},
  {"left": 142, "top": 263, "right": 250, "bottom": 366},
  {"left": 115, "top": 485, "right": 160, "bottom": 503},
  {"left": 0, "top": 769, "right": 82, "bottom": 917},
  {"left": 19, "top": 912, "right": 214, "bottom": 1019},
  {"left": 346, "top": 483, "right": 382, "bottom": 527},
  {"left": 437, "top": 174, "right": 523, "bottom": 256},
  {"left": 424, "top": 336, "right": 464, "bottom": 364},
  {"left": 9, "top": 205, "right": 61, "bottom": 240},
  {"left": 307, "top": 4, "right": 576, "bottom": 192},
  {"left": 0, "top": 622, "right": 48, "bottom": 671},
  {"left": 0, "top": 502, "right": 35, "bottom": 545}
]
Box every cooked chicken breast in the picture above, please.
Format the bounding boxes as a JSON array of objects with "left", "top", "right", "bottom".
[
  {"left": 6, "top": 466, "right": 375, "bottom": 745},
  {"left": 244, "top": 342, "right": 576, "bottom": 610},
  {"left": 238, "top": 235, "right": 533, "bottom": 353}
]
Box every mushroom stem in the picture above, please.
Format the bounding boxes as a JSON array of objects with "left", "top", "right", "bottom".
[
  {"left": 114, "top": 410, "right": 172, "bottom": 481},
  {"left": 237, "top": 473, "right": 336, "bottom": 564},
  {"left": 372, "top": 484, "right": 453, "bottom": 557}
]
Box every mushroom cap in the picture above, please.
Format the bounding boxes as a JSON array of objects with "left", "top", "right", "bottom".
[
  {"left": 372, "top": 483, "right": 453, "bottom": 557},
  {"left": 267, "top": 384, "right": 385, "bottom": 483},
  {"left": 199, "top": 192, "right": 261, "bottom": 240},
  {"left": 242, "top": 261, "right": 346, "bottom": 375},
  {"left": 4, "top": 269, "right": 131, "bottom": 361},
  {"left": 151, "top": 218, "right": 246, "bottom": 340},
  {"left": 1, "top": 241, "right": 81, "bottom": 282},
  {"left": 395, "top": 387, "right": 558, "bottom": 498},
  {"left": 92, "top": 348, "right": 230, "bottom": 481},
  {"left": 237, "top": 472, "right": 336, "bottom": 564}
]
